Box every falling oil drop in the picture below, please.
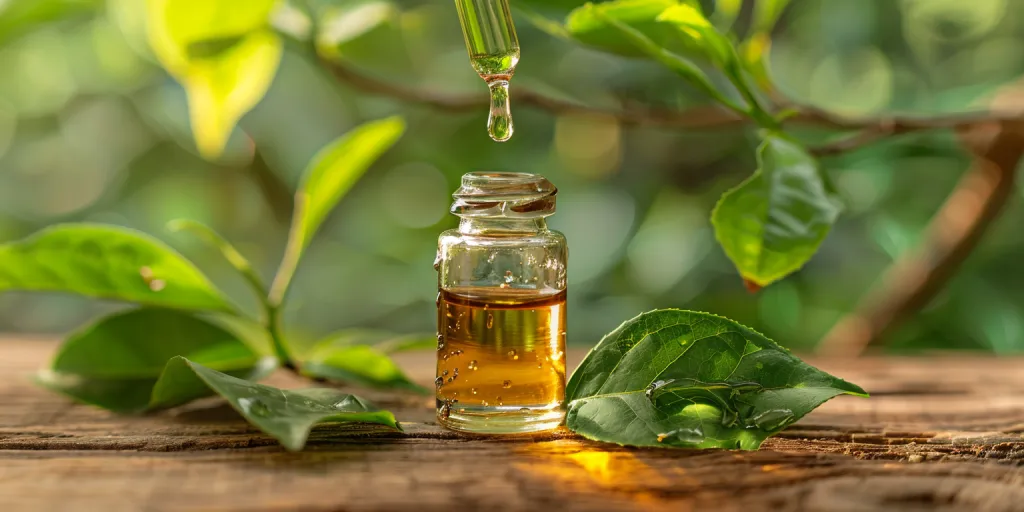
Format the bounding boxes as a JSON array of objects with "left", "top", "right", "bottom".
[{"left": 486, "top": 80, "right": 513, "bottom": 142}]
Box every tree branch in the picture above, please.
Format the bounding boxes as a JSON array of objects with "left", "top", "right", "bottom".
[
  {"left": 322, "top": 59, "right": 746, "bottom": 129},
  {"left": 321, "top": 58, "right": 1021, "bottom": 148},
  {"left": 817, "top": 120, "right": 1024, "bottom": 357}
]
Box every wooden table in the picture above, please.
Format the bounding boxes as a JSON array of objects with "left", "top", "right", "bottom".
[{"left": 2, "top": 338, "right": 1023, "bottom": 511}]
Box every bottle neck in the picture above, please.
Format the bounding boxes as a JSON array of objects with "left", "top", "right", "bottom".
[{"left": 458, "top": 217, "right": 548, "bottom": 235}]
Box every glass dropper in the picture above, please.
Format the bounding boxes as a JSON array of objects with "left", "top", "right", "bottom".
[{"left": 454, "top": 0, "right": 520, "bottom": 142}]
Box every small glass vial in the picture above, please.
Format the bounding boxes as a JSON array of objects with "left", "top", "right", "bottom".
[{"left": 434, "top": 172, "right": 567, "bottom": 434}]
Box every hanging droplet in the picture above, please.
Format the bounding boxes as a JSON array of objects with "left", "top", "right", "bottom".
[{"left": 486, "top": 80, "right": 513, "bottom": 142}]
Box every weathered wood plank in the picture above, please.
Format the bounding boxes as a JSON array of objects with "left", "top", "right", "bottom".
[{"left": 1, "top": 338, "right": 1023, "bottom": 511}]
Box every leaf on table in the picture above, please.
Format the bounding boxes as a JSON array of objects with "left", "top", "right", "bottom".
[
  {"left": 565, "top": 309, "right": 866, "bottom": 449},
  {"left": 711, "top": 133, "right": 841, "bottom": 288},
  {"left": 0, "top": 224, "right": 233, "bottom": 312},
  {"left": 301, "top": 331, "right": 429, "bottom": 394},
  {"left": 146, "top": 0, "right": 282, "bottom": 159},
  {"left": 158, "top": 357, "right": 401, "bottom": 451},
  {"left": 37, "top": 308, "right": 275, "bottom": 412}
]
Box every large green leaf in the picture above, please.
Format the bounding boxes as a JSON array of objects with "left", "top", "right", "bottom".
[
  {"left": 290, "top": 116, "right": 405, "bottom": 252},
  {"left": 301, "top": 331, "right": 429, "bottom": 394},
  {"left": 146, "top": 0, "right": 282, "bottom": 159},
  {"left": 654, "top": 3, "right": 734, "bottom": 69},
  {"left": 566, "top": 0, "right": 747, "bottom": 115},
  {"left": 711, "top": 134, "right": 841, "bottom": 288},
  {"left": 269, "top": 117, "right": 405, "bottom": 303},
  {"left": 565, "top": 0, "right": 684, "bottom": 57},
  {"left": 0, "top": 224, "right": 233, "bottom": 312},
  {"left": 565, "top": 309, "right": 866, "bottom": 449},
  {"left": 37, "top": 308, "right": 275, "bottom": 412},
  {"left": 565, "top": 0, "right": 731, "bottom": 64},
  {"left": 156, "top": 357, "right": 401, "bottom": 451}
]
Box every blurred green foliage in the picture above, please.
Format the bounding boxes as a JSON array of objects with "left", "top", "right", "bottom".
[{"left": 1, "top": 0, "right": 1024, "bottom": 354}]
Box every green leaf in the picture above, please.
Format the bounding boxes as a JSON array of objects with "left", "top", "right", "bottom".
[
  {"left": 158, "top": 357, "right": 401, "bottom": 451},
  {"left": 146, "top": 0, "right": 283, "bottom": 159},
  {"left": 315, "top": 0, "right": 397, "bottom": 53},
  {"left": 37, "top": 308, "right": 275, "bottom": 412},
  {"left": 0, "top": 224, "right": 233, "bottom": 312},
  {"left": 709, "top": 0, "right": 742, "bottom": 30},
  {"left": 711, "top": 133, "right": 842, "bottom": 287},
  {"left": 269, "top": 117, "right": 405, "bottom": 303},
  {"left": 565, "top": 0, "right": 689, "bottom": 58},
  {"left": 750, "top": 0, "right": 791, "bottom": 33},
  {"left": 569, "top": 2, "right": 747, "bottom": 115},
  {"left": 565, "top": 309, "right": 866, "bottom": 449},
  {"left": 565, "top": 0, "right": 775, "bottom": 124},
  {"left": 168, "top": 219, "right": 267, "bottom": 298},
  {"left": 291, "top": 116, "right": 405, "bottom": 252},
  {"left": 655, "top": 3, "right": 734, "bottom": 69},
  {"left": 302, "top": 331, "right": 428, "bottom": 394},
  {"left": 737, "top": 0, "right": 790, "bottom": 92},
  {"left": 0, "top": 0, "right": 102, "bottom": 45},
  {"left": 185, "top": 34, "right": 247, "bottom": 59}
]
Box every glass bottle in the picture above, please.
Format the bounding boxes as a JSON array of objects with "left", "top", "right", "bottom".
[{"left": 434, "top": 172, "right": 567, "bottom": 433}]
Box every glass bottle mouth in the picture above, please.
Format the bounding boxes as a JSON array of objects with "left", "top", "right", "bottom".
[{"left": 451, "top": 172, "right": 556, "bottom": 218}]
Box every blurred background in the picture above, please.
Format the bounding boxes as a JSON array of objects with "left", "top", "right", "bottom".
[{"left": 1, "top": 0, "right": 1023, "bottom": 354}]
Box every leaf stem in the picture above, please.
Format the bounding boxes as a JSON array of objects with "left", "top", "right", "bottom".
[
  {"left": 263, "top": 300, "right": 297, "bottom": 371},
  {"left": 268, "top": 226, "right": 302, "bottom": 308}
]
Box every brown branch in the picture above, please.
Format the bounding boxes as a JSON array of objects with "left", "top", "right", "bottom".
[
  {"left": 817, "top": 120, "right": 1024, "bottom": 357},
  {"left": 323, "top": 59, "right": 745, "bottom": 129},
  {"left": 322, "top": 59, "right": 1022, "bottom": 147}
]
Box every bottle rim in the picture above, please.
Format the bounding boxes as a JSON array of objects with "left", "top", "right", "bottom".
[{"left": 451, "top": 172, "right": 556, "bottom": 218}]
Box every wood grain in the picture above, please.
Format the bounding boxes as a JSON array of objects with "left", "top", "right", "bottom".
[{"left": 1, "top": 338, "right": 1023, "bottom": 511}]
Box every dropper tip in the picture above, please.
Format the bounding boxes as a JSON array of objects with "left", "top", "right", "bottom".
[{"left": 486, "top": 80, "right": 513, "bottom": 142}]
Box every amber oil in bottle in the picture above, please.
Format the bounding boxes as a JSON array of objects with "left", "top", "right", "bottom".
[{"left": 435, "top": 172, "right": 567, "bottom": 433}]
